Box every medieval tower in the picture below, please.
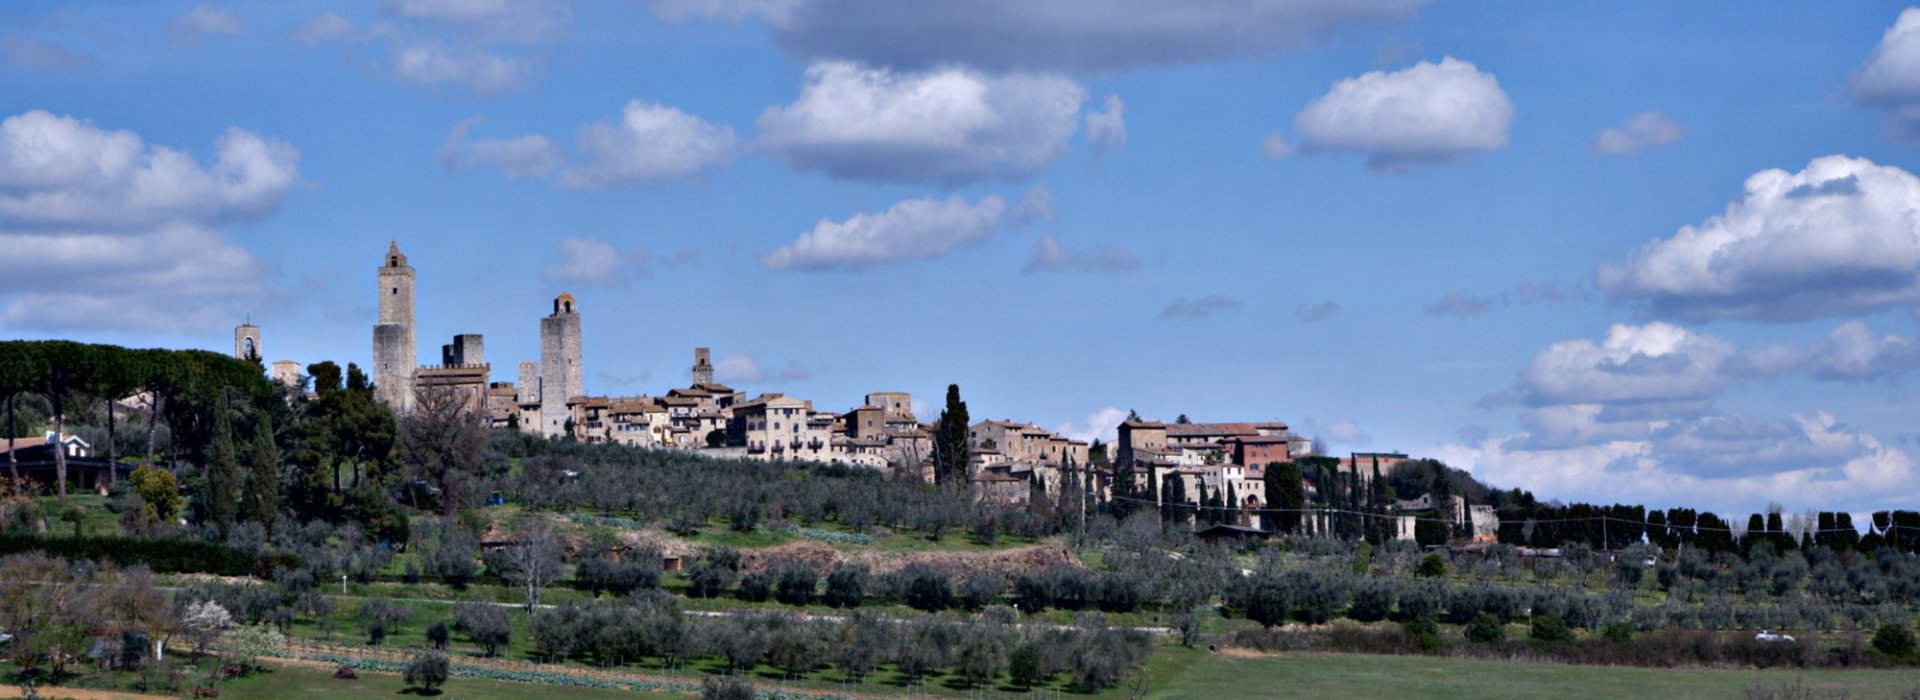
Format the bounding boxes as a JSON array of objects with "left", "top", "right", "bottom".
[
  {"left": 539, "top": 292, "right": 583, "bottom": 438},
  {"left": 233, "top": 322, "right": 261, "bottom": 362},
  {"left": 373, "top": 241, "right": 417, "bottom": 413},
  {"left": 692, "top": 347, "right": 714, "bottom": 386}
]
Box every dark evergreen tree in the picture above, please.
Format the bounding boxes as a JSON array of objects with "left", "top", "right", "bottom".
[
  {"left": 241, "top": 409, "right": 280, "bottom": 531},
  {"left": 207, "top": 399, "right": 241, "bottom": 537},
  {"left": 1264, "top": 462, "right": 1305, "bottom": 533},
  {"left": 932, "top": 384, "right": 971, "bottom": 489}
]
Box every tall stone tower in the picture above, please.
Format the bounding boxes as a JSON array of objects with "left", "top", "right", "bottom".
[
  {"left": 234, "top": 322, "right": 261, "bottom": 362},
  {"left": 539, "top": 292, "right": 583, "bottom": 438},
  {"left": 692, "top": 347, "right": 714, "bottom": 386},
  {"left": 373, "top": 241, "right": 417, "bottom": 413}
]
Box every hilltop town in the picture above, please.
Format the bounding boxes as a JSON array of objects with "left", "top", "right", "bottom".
[{"left": 231, "top": 242, "right": 1499, "bottom": 542}]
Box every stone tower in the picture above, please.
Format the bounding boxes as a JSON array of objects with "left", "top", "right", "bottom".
[
  {"left": 373, "top": 241, "right": 417, "bottom": 413},
  {"left": 539, "top": 292, "right": 583, "bottom": 438},
  {"left": 517, "top": 361, "right": 539, "bottom": 405},
  {"left": 234, "top": 322, "right": 261, "bottom": 362},
  {"left": 692, "top": 347, "right": 714, "bottom": 386}
]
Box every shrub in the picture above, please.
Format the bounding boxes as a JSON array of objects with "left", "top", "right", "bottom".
[
  {"left": 402, "top": 650, "right": 449, "bottom": 693},
  {"left": 1602, "top": 622, "right": 1634, "bottom": 643},
  {"left": 772, "top": 561, "right": 818, "bottom": 606},
  {"left": 425, "top": 622, "right": 449, "bottom": 650},
  {"left": 1347, "top": 577, "right": 1395, "bottom": 623},
  {"left": 1465, "top": 613, "right": 1505, "bottom": 643},
  {"left": 687, "top": 547, "right": 740, "bottom": 599},
  {"left": 1417, "top": 554, "right": 1447, "bottom": 578},
  {"left": 1402, "top": 618, "right": 1443, "bottom": 653},
  {"left": 1529, "top": 615, "right": 1573, "bottom": 643},
  {"left": 903, "top": 566, "right": 953, "bottom": 612},
  {"left": 1873, "top": 623, "right": 1916, "bottom": 659}
]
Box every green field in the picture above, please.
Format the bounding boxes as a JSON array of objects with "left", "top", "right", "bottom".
[{"left": 1136, "top": 648, "right": 1920, "bottom": 700}]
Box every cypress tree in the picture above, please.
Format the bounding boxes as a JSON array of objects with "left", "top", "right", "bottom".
[
  {"left": 207, "top": 401, "right": 241, "bottom": 537},
  {"left": 242, "top": 411, "right": 281, "bottom": 531},
  {"left": 1264, "top": 462, "right": 1305, "bottom": 533},
  {"left": 932, "top": 384, "right": 971, "bottom": 490}
]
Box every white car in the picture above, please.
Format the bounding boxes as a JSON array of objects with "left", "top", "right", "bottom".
[{"left": 1755, "top": 629, "right": 1796, "bottom": 643}]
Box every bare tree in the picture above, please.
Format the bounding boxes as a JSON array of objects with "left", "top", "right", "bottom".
[
  {"left": 502, "top": 517, "right": 565, "bottom": 613},
  {"left": 402, "top": 385, "right": 487, "bottom": 515}
]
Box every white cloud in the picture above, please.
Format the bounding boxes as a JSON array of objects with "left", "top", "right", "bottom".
[
  {"left": 1278, "top": 57, "right": 1513, "bottom": 171},
  {"left": 391, "top": 42, "right": 532, "bottom": 95},
  {"left": 657, "top": 0, "right": 1424, "bottom": 74},
  {"left": 1517, "top": 322, "right": 1735, "bottom": 412},
  {"left": 540, "top": 237, "right": 654, "bottom": 288},
  {"left": 1596, "top": 155, "right": 1920, "bottom": 322},
  {"left": 1440, "top": 321, "right": 1920, "bottom": 512},
  {"left": 1591, "top": 111, "right": 1685, "bottom": 156},
  {"left": 293, "top": 12, "right": 361, "bottom": 45},
  {"left": 714, "top": 352, "right": 810, "bottom": 383},
  {"left": 1850, "top": 8, "right": 1920, "bottom": 141},
  {"left": 440, "top": 101, "right": 735, "bottom": 187},
  {"left": 1009, "top": 185, "right": 1054, "bottom": 228},
  {"left": 0, "top": 37, "right": 96, "bottom": 71},
  {"left": 558, "top": 100, "right": 738, "bottom": 188},
  {"left": 438, "top": 117, "right": 561, "bottom": 178},
  {"left": 1055, "top": 406, "right": 1127, "bottom": 445},
  {"left": 1160, "top": 294, "right": 1243, "bottom": 319},
  {"left": 1085, "top": 94, "right": 1126, "bottom": 160},
  {"left": 170, "top": 4, "right": 245, "bottom": 45},
  {"left": 382, "top": 0, "right": 572, "bottom": 43},
  {"left": 760, "top": 193, "right": 1007, "bottom": 271},
  {"left": 0, "top": 111, "right": 299, "bottom": 231},
  {"left": 0, "top": 111, "right": 296, "bottom": 334},
  {"left": 755, "top": 61, "right": 1086, "bottom": 185},
  {"left": 1023, "top": 233, "right": 1140, "bottom": 274}
]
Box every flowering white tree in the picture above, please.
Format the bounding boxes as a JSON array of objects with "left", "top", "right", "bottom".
[{"left": 181, "top": 600, "right": 232, "bottom": 659}]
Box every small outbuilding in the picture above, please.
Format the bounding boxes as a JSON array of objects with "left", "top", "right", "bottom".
[{"left": 1194, "top": 523, "right": 1273, "bottom": 547}]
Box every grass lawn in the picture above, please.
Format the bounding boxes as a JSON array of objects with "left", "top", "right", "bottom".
[
  {"left": 216, "top": 662, "right": 675, "bottom": 700},
  {"left": 1137, "top": 647, "right": 1920, "bottom": 700}
]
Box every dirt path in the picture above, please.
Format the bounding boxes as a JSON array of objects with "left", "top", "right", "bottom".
[{"left": 0, "top": 687, "right": 174, "bottom": 700}]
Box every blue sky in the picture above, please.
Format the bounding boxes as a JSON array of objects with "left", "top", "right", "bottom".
[{"left": 6, "top": 1, "right": 1920, "bottom": 515}]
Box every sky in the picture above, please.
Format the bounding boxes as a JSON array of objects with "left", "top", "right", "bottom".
[{"left": 5, "top": 1, "right": 1920, "bottom": 516}]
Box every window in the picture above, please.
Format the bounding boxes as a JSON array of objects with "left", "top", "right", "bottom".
[{"left": 391, "top": 288, "right": 397, "bottom": 295}]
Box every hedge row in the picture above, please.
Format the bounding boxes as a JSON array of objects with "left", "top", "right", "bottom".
[{"left": 0, "top": 533, "right": 295, "bottom": 576}]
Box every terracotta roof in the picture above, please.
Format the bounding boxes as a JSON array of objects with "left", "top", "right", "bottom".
[
  {"left": 1166, "top": 422, "right": 1287, "bottom": 438},
  {"left": 1120, "top": 419, "right": 1165, "bottom": 429}
]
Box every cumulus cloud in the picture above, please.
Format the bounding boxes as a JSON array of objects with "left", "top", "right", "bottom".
[
  {"left": 0, "top": 111, "right": 296, "bottom": 334},
  {"left": 1023, "top": 234, "right": 1140, "bottom": 274},
  {"left": 1803, "top": 320, "right": 1920, "bottom": 382},
  {"left": 1294, "top": 301, "right": 1340, "bottom": 322},
  {"left": 0, "top": 37, "right": 97, "bottom": 71},
  {"left": 1159, "top": 294, "right": 1243, "bottom": 319},
  {"left": 1085, "top": 94, "right": 1126, "bottom": 161},
  {"left": 1591, "top": 111, "right": 1685, "bottom": 156},
  {"left": 1438, "top": 321, "right": 1920, "bottom": 512},
  {"left": 540, "top": 237, "right": 655, "bottom": 288},
  {"left": 1850, "top": 8, "right": 1920, "bottom": 141},
  {"left": 1597, "top": 155, "right": 1920, "bottom": 322},
  {"left": 1272, "top": 57, "right": 1513, "bottom": 171},
  {"left": 0, "top": 111, "right": 299, "bottom": 230},
  {"left": 760, "top": 193, "right": 1007, "bottom": 271},
  {"left": 656, "top": 0, "right": 1423, "bottom": 74},
  {"left": 439, "top": 101, "right": 737, "bottom": 187},
  {"left": 714, "top": 352, "right": 810, "bottom": 383},
  {"left": 170, "top": 4, "right": 245, "bottom": 45},
  {"left": 1055, "top": 406, "right": 1127, "bottom": 444},
  {"left": 755, "top": 61, "right": 1086, "bottom": 185}
]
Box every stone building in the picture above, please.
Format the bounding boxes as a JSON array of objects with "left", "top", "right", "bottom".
[
  {"left": 372, "top": 242, "right": 417, "bottom": 412},
  {"left": 234, "top": 323, "right": 261, "bottom": 362},
  {"left": 539, "top": 293, "right": 583, "bottom": 438},
  {"left": 416, "top": 333, "right": 491, "bottom": 415},
  {"left": 692, "top": 347, "right": 715, "bottom": 386}
]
